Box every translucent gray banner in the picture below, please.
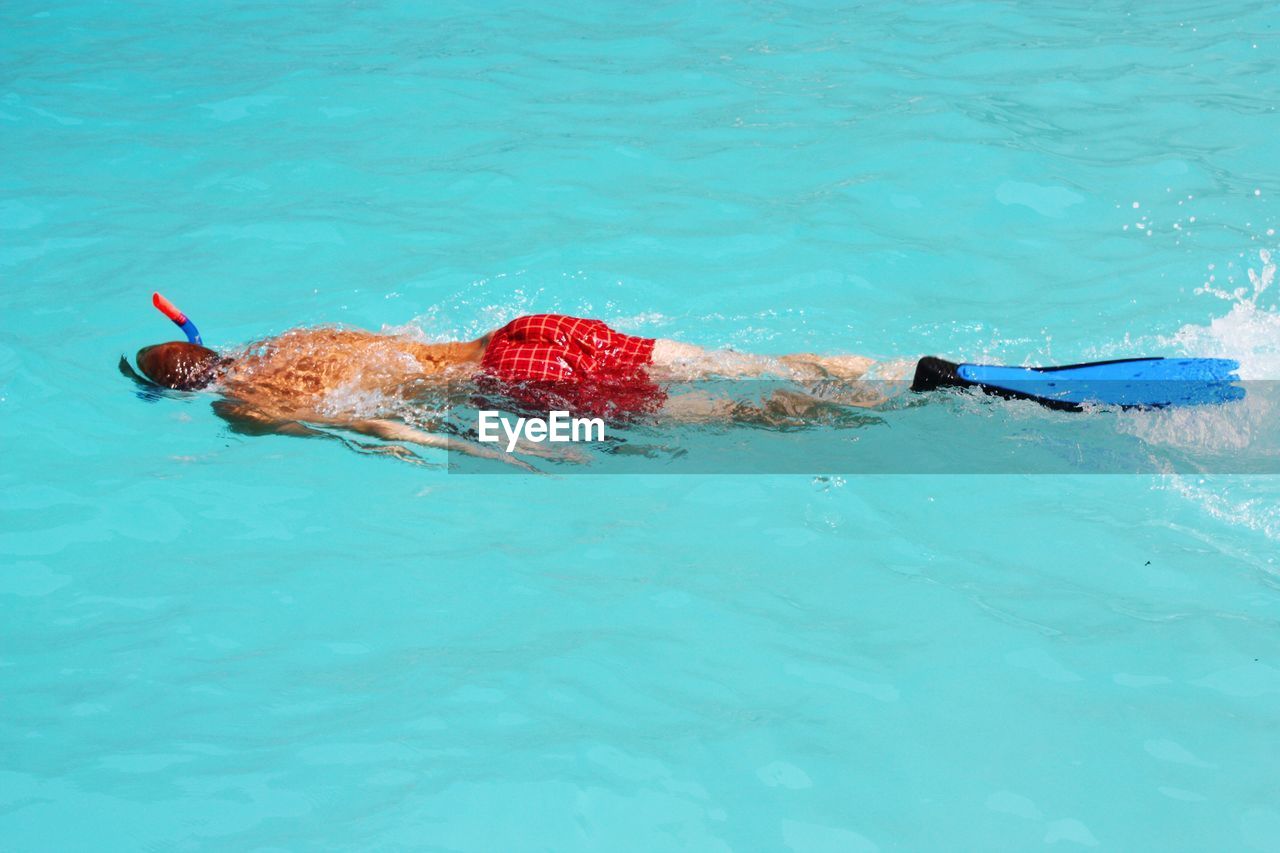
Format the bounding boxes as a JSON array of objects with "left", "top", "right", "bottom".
[{"left": 435, "top": 380, "right": 1280, "bottom": 475}]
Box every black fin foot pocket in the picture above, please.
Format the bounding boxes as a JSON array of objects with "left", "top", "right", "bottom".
[{"left": 911, "top": 357, "right": 966, "bottom": 393}]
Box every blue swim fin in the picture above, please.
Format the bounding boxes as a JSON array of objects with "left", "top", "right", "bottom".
[{"left": 911, "top": 356, "right": 1244, "bottom": 410}]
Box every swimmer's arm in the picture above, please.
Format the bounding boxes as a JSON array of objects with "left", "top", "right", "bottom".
[
  {"left": 212, "top": 400, "right": 330, "bottom": 438},
  {"left": 350, "top": 419, "right": 537, "bottom": 472}
]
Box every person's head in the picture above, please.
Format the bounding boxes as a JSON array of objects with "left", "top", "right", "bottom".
[{"left": 135, "top": 342, "right": 227, "bottom": 390}]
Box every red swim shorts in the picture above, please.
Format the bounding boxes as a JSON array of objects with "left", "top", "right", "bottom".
[{"left": 479, "top": 314, "right": 663, "bottom": 418}]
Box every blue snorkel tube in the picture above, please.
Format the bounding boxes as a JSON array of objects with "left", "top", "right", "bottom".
[{"left": 153, "top": 292, "right": 203, "bottom": 345}]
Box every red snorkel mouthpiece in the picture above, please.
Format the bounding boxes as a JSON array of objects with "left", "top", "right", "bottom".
[{"left": 153, "top": 292, "right": 203, "bottom": 345}]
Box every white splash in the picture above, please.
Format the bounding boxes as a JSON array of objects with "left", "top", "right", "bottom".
[
  {"left": 1145, "top": 248, "right": 1280, "bottom": 543},
  {"left": 1171, "top": 249, "right": 1279, "bottom": 379},
  {"left": 1120, "top": 250, "right": 1278, "bottom": 448}
]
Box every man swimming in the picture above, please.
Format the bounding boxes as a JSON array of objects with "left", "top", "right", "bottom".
[{"left": 133, "top": 311, "right": 880, "bottom": 459}]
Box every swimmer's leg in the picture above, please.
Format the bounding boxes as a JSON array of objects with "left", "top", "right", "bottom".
[
  {"left": 659, "top": 387, "right": 886, "bottom": 427},
  {"left": 656, "top": 390, "right": 740, "bottom": 423},
  {"left": 779, "top": 353, "right": 876, "bottom": 379},
  {"left": 650, "top": 339, "right": 873, "bottom": 380},
  {"left": 650, "top": 340, "right": 886, "bottom": 415}
]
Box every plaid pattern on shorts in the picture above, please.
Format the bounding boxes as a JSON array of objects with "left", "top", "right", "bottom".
[{"left": 479, "top": 314, "right": 662, "bottom": 418}]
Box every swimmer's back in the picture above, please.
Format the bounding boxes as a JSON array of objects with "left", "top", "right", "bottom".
[{"left": 223, "top": 327, "right": 480, "bottom": 417}]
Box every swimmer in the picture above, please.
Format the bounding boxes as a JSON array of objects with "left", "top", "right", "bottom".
[{"left": 132, "top": 311, "right": 882, "bottom": 461}]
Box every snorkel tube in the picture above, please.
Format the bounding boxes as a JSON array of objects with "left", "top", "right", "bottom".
[{"left": 152, "top": 292, "right": 203, "bottom": 345}]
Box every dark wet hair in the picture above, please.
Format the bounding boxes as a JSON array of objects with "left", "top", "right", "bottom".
[{"left": 135, "top": 342, "right": 226, "bottom": 390}]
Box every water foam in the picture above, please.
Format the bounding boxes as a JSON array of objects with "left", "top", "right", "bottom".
[
  {"left": 1171, "top": 249, "right": 1280, "bottom": 379},
  {"left": 1116, "top": 249, "right": 1278, "bottom": 445},
  {"left": 1147, "top": 248, "right": 1280, "bottom": 542}
]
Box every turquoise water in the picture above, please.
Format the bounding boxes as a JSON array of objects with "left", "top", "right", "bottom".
[{"left": 4, "top": 0, "right": 1280, "bottom": 848}]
